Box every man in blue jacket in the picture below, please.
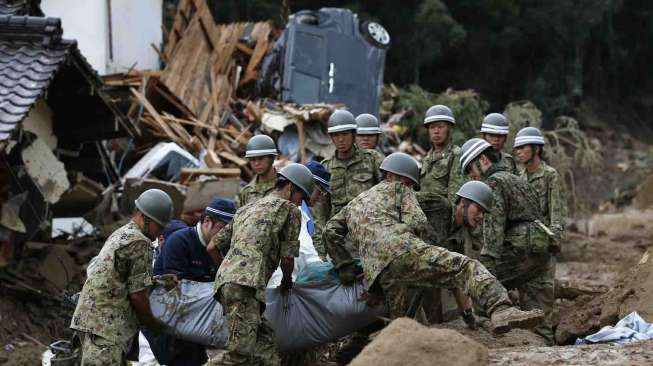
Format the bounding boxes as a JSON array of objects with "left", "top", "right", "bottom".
[{"left": 149, "top": 197, "right": 236, "bottom": 365}]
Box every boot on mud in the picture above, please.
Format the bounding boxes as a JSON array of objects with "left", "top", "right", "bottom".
[{"left": 490, "top": 306, "right": 544, "bottom": 334}]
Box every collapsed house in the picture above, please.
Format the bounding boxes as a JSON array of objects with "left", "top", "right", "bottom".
[{"left": 0, "top": 5, "right": 137, "bottom": 266}]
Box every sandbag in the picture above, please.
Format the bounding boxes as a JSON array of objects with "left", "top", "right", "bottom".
[
  {"left": 265, "top": 262, "right": 386, "bottom": 352},
  {"left": 149, "top": 280, "right": 229, "bottom": 347}
]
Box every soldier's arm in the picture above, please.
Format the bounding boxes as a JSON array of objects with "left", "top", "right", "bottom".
[
  {"left": 480, "top": 181, "right": 506, "bottom": 272},
  {"left": 447, "top": 153, "right": 464, "bottom": 203},
  {"left": 401, "top": 186, "right": 430, "bottom": 241},
  {"left": 323, "top": 208, "right": 353, "bottom": 268},
  {"left": 280, "top": 205, "right": 302, "bottom": 287},
  {"left": 119, "top": 240, "right": 167, "bottom": 332},
  {"left": 548, "top": 170, "right": 567, "bottom": 243},
  {"left": 207, "top": 221, "right": 233, "bottom": 264}
]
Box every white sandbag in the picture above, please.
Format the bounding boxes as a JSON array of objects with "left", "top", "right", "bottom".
[
  {"left": 149, "top": 280, "right": 229, "bottom": 347},
  {"left": 265, "top": 274, "right": 386, "bottom": 352}
]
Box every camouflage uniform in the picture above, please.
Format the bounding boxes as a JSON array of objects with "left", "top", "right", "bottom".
[
  {"left": 480, "top": 164, "right": 554, "bottom": 342},
  {"left": 70, "top": 221, "right": 153, "bottom": 365},
  {"left": 323, "top": 180, "right": 511, "bottom": 319},
  {"left": 496, "top": 151, "right": 519, "bottom": 175},
  {"left": 417, "top": 142, "right": 463, "bottom": 246},
  {"left": 321, "top": 146, "right": 382, "bottom": 217},
  {"left": 210, "top": 194, "right": 301, "bottom": 366},
  {"left": 519, "top": 161, "right": 566, "bottom": 344},
  {"left": 310, "top": 192, "right": 331, "bottom": 258},
  {"left": 237, "top": 175, "right": 275, "bottom": 207}
]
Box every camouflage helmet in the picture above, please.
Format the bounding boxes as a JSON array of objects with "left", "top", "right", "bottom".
[
  {"left": 480, "top": 113, "right": 509, "bottom": 135},
  {"left": 134, "top": 189, "right": 174, "bottom": 227},
  {"left": 327, "top": 109, "right": 357, "bottom": 134},
  {"left": 424, "top": 104, "right": 455, "bottom": 125},
  {"left": 356, "top": 113, "right": 382, "bottom": 135},
  {"left": 456, "top": 181, "right": 493, "bottom": 212},
  {"left": 514, "top": 127, "right": 545, "bottom": 148},
  {"left": 278, "top": 163, "right": 315, "bottom": 197},
  {"left": 245, "top": 135, "right": 278, "bottom": 158},
  {"left": 380, "top": 152, "right": 420, "bottom": 187},
  {"left": 460, "top": 138, "right": 492, "bottom": 172}
]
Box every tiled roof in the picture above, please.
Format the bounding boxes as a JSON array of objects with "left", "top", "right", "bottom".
[{"left": 0, "top": 15, "right": 73, "bottom": 140}]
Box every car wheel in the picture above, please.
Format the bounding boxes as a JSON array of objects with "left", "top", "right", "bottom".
[
  {"left": 295, "top": 12, "right": 318, "bottom": 25},
  {"left": 360, "top": 20, "right": 390, "bottom": 49}
]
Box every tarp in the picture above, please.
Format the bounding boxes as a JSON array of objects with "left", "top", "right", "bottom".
[{"left": 576, "top": 312, "right": 653, "bottom": 345}]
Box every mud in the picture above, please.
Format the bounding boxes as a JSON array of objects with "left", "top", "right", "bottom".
[{"left": 350, "top": 317, "right": 488, "bottom": 366}]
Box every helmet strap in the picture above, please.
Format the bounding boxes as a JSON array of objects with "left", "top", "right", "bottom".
[
  {"left": 462, "top": 199, "right": 470, "bottom": 227},
  {"left": 141, "top": 213, "right": 152, "bottom": 239}
]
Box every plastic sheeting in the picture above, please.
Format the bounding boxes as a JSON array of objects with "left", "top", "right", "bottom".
[
  {"left": 149, "top": 280, "right": 229, "bottom": 347},
  {"left": 576, "top": 312, "right": 653, "bottom": 345},
  {"left": 124, "top": 142, "right": 199, "bottom": 182}
]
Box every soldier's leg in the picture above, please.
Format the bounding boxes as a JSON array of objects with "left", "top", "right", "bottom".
[
  {"left": 391, "top": 247, "right": 512, "bottom": 316},
  {"left": 518, "top": 262, "right": 555, "bottom": 344},
  {"left": 256, "top": 318, "right": 281, "bottom": 366},
  {"left": 79, "top": 332, "right": 127, "bottom": 366},
  {"left": 209, "top": 284, "right": 265, "bottom": 366}
]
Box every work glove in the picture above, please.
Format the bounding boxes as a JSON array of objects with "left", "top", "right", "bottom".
[
  {"left": 280, "top": 277, "right": 293, "bottom": 293},
  {"left": 338, "top": 264, "right": 357, "bottom": 286},
  {"left": 461, "top": 308, "right": 478, "bottom": 330}
]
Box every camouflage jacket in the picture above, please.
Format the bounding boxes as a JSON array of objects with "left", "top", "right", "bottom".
[
  {"left": 237, "top": 175, "right": 276, "bottom": 207},
  {"left": 417, "top": 142, "right": 463, "bottom": 205},
  {"left": 310, "top": 192, "right": 331, "bottom": 258},
  {"left": 322, "top": 146, "right": 382, "bottom": 217},
  {"left": 323, "top": 180, "right": 430, "bottom": 288},
  {"left": 213, "top": 194, "right": 301, "bottom": 303},
  {"left": 497, "top": 151, "right": 519, "bottom": 175},
  {"left": 520, "top": 161, "right": 567, "bottom": 244},
  {"left": 70, "top": 221, "right": 153, "bottom": 348}
]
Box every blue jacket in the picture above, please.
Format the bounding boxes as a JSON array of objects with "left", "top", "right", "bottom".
[{"left": 153, "top": 225, "right": 217, "bottom": 282}]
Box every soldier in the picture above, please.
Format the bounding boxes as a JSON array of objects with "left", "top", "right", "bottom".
[
  {"left": 460, "top": 138, "right": 555, "bottom": 340},
  {"left": 355, "top": 113, "right": 385, "bottom": 158},
  {"left": 70, "top": 189, "right": 173, "bottom": 365},
  {"left": 514, "top": 127, "right": 566, "bottom": 344},
  {"left": 324, "top": 153, "right": 543, "bottom": 335},
  {"left": 305, "top": 160, "right": 332, "bottom": 258},
  {"left": 480, "top": 113, "right": 519, "bottom": 174},
  {"left": 208, "top": 164, "right": 314, "bottom": 366},
  {"left": 238, "top": 135, "right": 278, "bottom": 206},
  {"left": 322, "top": 109, "right": 382, "bottom": 218}
]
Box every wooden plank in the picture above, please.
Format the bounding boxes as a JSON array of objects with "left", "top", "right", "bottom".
[
  {"left": 179, "top": 167, "right": 242, "bottom": 183},
  {"left": 218, "top": 151, "right": 248, "bottom": 167},
  {"left": 296, "top": 120, "right": 307, "bottom": 163},
  {"left": 130, "top": 88, "right": 179, "bottom": 141}
]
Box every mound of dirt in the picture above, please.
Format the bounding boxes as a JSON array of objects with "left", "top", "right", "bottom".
[
  {"left": 349, "top": 318, "right": 488, "bottom": 366},
  {"left": 435, "top": 319, "right": 548, "bottom": 348},
  {"left": 556, "top": 249, "right": 653, "bottom": 344}
]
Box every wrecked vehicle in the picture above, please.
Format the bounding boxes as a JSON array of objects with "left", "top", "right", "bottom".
[{"left": 258, "top": 8, "right": 390, "bottom": 117}]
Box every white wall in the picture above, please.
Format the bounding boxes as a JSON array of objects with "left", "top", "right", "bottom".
[
  {"left": 41, "top": 0, "right": 162, "bottom": 75},
  {"left": 41, "top": 0, "right": 109, "bottom": 74},
  {"left": 108, "top": 0, "right": 162, "bottom": 73}
]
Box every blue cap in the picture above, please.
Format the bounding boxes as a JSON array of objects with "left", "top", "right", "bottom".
[
  {"left": 162, "top": 219, "right": 187, "bottom": 239},
  {"left": 305, "top": 160, "right": 331, "bottom": 193},
  {"left": 204, "top": 197, "right": 237, "bottom": 223}
]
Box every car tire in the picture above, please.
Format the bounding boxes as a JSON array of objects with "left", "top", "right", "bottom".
[
  {"left": 360, "top": 20, "right": 390, "bottom": 49},
  {"left": 296, "top": 12, "right": 318, "bottom": 25}
]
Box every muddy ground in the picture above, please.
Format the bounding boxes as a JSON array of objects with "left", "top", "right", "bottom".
[{"left": 2, "top": 209, "right": 653, "bottom": 365}]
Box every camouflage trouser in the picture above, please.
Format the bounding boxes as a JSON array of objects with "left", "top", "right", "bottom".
[
  {"left": 518, "top": 257, "right": 555, "bottom": 344},
  {"left": 208, "top": 283, "right": 279, "bottom": 366},
  {"left": 79, "top": 332, "right": 127, "bottom": 366},
  {"left": 375, "top": 246, "right": 511, "bottom": 319}
]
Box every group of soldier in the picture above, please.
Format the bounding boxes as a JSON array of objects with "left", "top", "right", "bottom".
[{"left": 68, "top": 102, "right": 566, "bottom": 366}]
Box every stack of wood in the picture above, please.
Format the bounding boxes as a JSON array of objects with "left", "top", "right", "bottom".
[{"left": 102, "top": 0, "right": 338, "bottom": 184}]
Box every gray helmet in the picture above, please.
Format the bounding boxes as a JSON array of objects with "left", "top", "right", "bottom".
[
  {"left": 456, "top": 181, "right": 493, "bottom": 212},
  {"left": 134, "top": 189, "right": 174, "bottom": 227},
  {"left": 460, "top": 138, "right": 492, "bottom": 172},
  {"left": 356, "top": 113, "right": 381, "bottom": 135},
  {"left": 514, "top": 127, "right": 545, "bottom": 148},
  {"left": 424, "top": 104, "right": 455, "bottom": 125},
  {"left": 380, "top": 152, "right": 420, "bottom": 186},
  {"left": 327, "top": 109, "right": 357, "bottom": 134},
  {"left": 278, "top": 163, "right": 315, "bottom": 197},
  {"left": 480, "top": 113, "right": 509, "bottom": 135},
  {"left": 245, "top": 135, "right": 278, "bottom": 158}
]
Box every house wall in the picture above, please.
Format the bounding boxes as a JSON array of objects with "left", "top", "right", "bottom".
[{"left": 41, "top": 0, "right": 162, "bottom": 75}]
